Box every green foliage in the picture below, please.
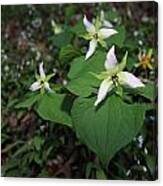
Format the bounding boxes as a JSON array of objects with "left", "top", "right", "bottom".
[
  {"left": 145, "top": 155, "right": 157, "bottom": 176},
  {"left": 106, "top": 26, "right": 126, "bottom": 48},
  {"left": 67, "top": 51, "right": 105, "bottom": 97},
  {"left": 96, "top": 168, "right": 107, "bottom": 180},
  {"left": 15, "top": 93, "right": 40, "bottom": 109},
  {"left": 125, "top": 82, "right": 157, "bottom": 101},
  {"left": 15, "top": 92, "right": 73, "bottom": 127},
  {"left": 126, "top": 56, "right": 136, "bottom": 71},
  {"left": 72, "top": 95, "right": 146, "bottom": 166},
  {"left": 35, "top": 93, "right": 73, "bottom": 127},
  {"left": 33, "top": 136, "right": 44, "bottom": 151},
  {"left": 59, "top": 44, "right": 82, "bottom": 63},
  {"left": 50, "top": 30, "right": 73, "bottom": 48},
  {"left": 138, "top": 82, "right": 157, "bottom": 101},
  {"left": 65, "top": 5, "right": 77, "bottom": 20},
  {"left": 71, "top": 18, "right": 85, "bottom": 35}
]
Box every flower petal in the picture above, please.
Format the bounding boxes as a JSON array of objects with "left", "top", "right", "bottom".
[
  {"left": 83, "top": 15, "right": 95, "bottom": 33},
  {"left": 118, "top": 71, "right": 145, "bottom": 88},
  {"left": 39, "top": 62, "right": 46, "bottom": 79},
  {"left": 105, "top": 45, "right": 118, "bottom": 70},
  {"left": 85, "top": 39, "right": 97, "bottom": 60},
  {"left": 98, "top": 28, "right": 117, "bottom": 39},
  {"left": 103, "top": 20, "right": 113, "bottom": 28},
  {"left": 94, "top": 78, "right": 113, "bottom": 106},
  {"left": 30, "top": 81, "right": 41, "bottom": 91},
  {"left": 100, "top": 10, "right": 113, "bottom": 28},
  {"left": 44, "top": 82, "right": 52, "bottom": 92},
  {"left": 100, "top": 10, "right": 105, "bottom": 22}
]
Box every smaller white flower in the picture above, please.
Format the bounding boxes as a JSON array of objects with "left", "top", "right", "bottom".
[
  {"left": 94, "top": 46, "right": 145, "bottom": 106},
  {"left": 83, "top": 15, "right": 118, "bottom": 60},
  {"left": 51, "top": 20, "right": 63, "bottom": 35},
  {"left": 30, "top": 62, "right": 54, "bottom": 92}
]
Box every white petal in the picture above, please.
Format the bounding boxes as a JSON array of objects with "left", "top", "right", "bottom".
[
  {"left": 100, "top": 10, "right": 105, "bottom": 22},
  {"left": 105, "top": 45, "right": 118, "bottom": 70},
  {"left": 103, "top": 20, "right": 113, "bottom": 28},
  {"left": 39, "top": 62, "right": 46, "bottom": 79},
  {"left": 30, "top": 81, "right": 41, "bottom": 91},
  {"left": 44, "top": 82, "right": 52, "bottom": 92},
  {"left": 83, "top": 15, "right": 95, "bottom": 33},
  {"left": 94, "top": 78, "right": 113, "bottom": 106},
  {"left": 85, "top": 39, "right": 97, "bottom": 60},
  {"left": 118, "top": 71, "right": 145, "bottom": 88},
  {"left": 98, "top": 28, "right": 118, "bottom": 39},
  {"left": 100, "top": 10, "right": 113, "bottom": 28}
]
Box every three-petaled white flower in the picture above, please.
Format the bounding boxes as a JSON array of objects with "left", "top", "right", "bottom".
[
  {"left": 30, "top": 62, "right": 54, "bottom": 92},
  {"left": 94, "top": 46, "right": 145, "bottom": 106},
  {"left": 83, "top": 15, "right": 118, "bottom": 60}
]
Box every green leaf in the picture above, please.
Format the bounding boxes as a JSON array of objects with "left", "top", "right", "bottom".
[
  {"left": 126, "top": 56, "right": 136, "bottom": 71},
  {"left": 71, "top": 18, "right": 85, "bottom": 35},
  {"left": 13, "top": 143, "right": 29, "bottom": 157},
  {"left": 51, "top": 31, "right": 73, "bottom": 48},
  {"left": 15, "top": 93, "right": 40, "bottom": 109},
  {"left": 96, "top": 169, "right": 107, "bottom": 180},
  {"left": 71, "top": 95, "right": 146, "bottom": 166},
  {"left": 65, "top": 5, "right": 77, "bottom": 19},
  {"left": 137, "top": 82, "right": 157, "bottom": 101},
  {"left": 33, "top": 136, "right": 44, "bottom": 151},
  {"left": 67, "top": 51, "right": 106, "bottom": 97},
  {"left": 145, "top": 155, "right": 157, "bottom": 176},
  {"left": 106, "top": 26, "right": 126, "bottom": 48},
  {"left": 106, "top": 9, "right": 120, "bottom": 21},
  {"left": 59, "top": 44, "right": 81, "bottom": 63},
  {"left": 35, "top": 93, "right": 73, "bottom": 127}
]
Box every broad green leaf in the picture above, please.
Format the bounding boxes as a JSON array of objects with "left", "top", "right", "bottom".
[
  {"left": 106, "top": 26, "right": 126, "bottom": 48},
  {"left": 126, "top": 56, "right": 136, "bottom": 71},
  {"left": 71, "top": 18, "right": 85, "bottom": 35},
  {"left": 137, "top": 82, "right": 157, "bottom": 101},
  {"left": 126, "top": 82, "right": 157, "bottom": 101},
  {"left": 15, "top": 93, "right": 40, "bottom": 109},
  {"left": 125, "top": 38, "right": 138, "bottom": 51},
  {"left": 59, "top": 44, "right": 81, "bottom": 63},
  {"left": 51, "top": 31, "right": 73, "bottom": 48},
  {"left": 67, "top": 51, "right": 106, "bottom": 97},
  {"left": 71, "top": 95, "right": 146, "bottom": 166},
  {"left": 35, "top": 93, "right": 73, "bottom": 127}
]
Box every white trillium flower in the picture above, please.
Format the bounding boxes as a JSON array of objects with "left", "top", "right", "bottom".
[
  {"left": 30, "top": 62, "right": 54, "bottom": 92},
  {"left": 83, "top": 15, "right": 118, "bottom": 60},
  {"left": 94, "top": 46, "right": 145, "bottom": 106}
]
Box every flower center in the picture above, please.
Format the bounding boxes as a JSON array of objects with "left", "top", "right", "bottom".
[
  {"left": 111, "top": 74, "right": 119, "bottom": 86},
  {"left": 141, "top": 56, "right": 150, "bottom": 64},
  {"left": 40, "top": 79, "right": 45, "bottom": 86},
  {"left": 93, "top": 33, "right": 98, "bottom": 39}
]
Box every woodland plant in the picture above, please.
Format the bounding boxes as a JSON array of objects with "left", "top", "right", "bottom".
[{"left": 14, "top": 9, "right": 156, "bottom": 177}]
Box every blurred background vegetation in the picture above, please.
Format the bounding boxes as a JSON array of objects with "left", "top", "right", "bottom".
[{"left": 1, "top": 2, "right": 158, "bottom": 180}]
